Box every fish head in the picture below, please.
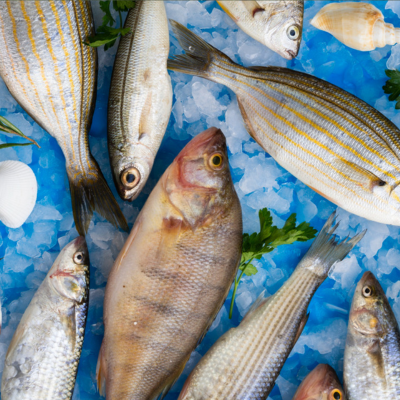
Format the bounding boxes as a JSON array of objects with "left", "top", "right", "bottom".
[
  {"left": 49, "top": 236, "right": 89, "bottom": 303},
  {"left": 349, "top": 271, "right": 395, "bottom": 338},
  {"left": 164, "top": 127, "right": 235, "bottom": 228},
  {"left": 293, "top": 364, "right": 346, "bottom": 400}
]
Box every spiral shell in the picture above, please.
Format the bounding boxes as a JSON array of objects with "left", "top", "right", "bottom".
[
  {"left": 311, "top": 2, "right": 400, "bottom": 51},
  {"left": 0, "top": 161, "right": 37, "bottom": 228}
]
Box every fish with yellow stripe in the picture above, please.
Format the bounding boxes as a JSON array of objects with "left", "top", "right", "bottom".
[
  {"left": 0, "top": 0, "right": 128, "bottom": 235},
  {"left": 168, "top": 20, "right": 400, "bottom": 226}
]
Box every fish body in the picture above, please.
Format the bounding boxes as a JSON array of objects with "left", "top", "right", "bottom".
[
  {"left": 97, "top": 128, "right": 243, "bottom": 399},
  {"left": 108, "top": 0, "right": 172, "bottom": 200},
  {"left": 0, "top": 0, "right": 127, "bottom": 235},
  {"left": 217, "top": 0, "right": 304, "bottom": 59},
  {"left": 344, "top": 271, "right": 400, "bottom": 399},
  {"left": 292, "top": 364, "right": 346, "bottom": 400},
  {"left": 177, "top": 214, "right": 364, "bottom": 400},
  {"left": 1, "top": 237, "right": 90, "bottom": 400},
  {"left": 168, "top": 21, "right": 400, "bottom": 226}
]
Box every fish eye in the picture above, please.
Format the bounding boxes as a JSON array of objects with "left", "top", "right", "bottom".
[
  {"left": 330, "top": 389, "right": 342, "bottom": 400},
  {"left": 362, "top": 285, "right": 374, "bottom": 298},
  {"left": 73, "top": 251, "right": 85, "bottom": 265},
  {"left": 378, "top": 180, "right": 386, "bottom": 187},
  {"left": 287, "top": 25, "right": 300, "bottom": 40},
  {"left": 121, "top": 167, "right": 140, "bottom": 189},
  {"left": 208, "top": 153, "right": 224, "bottom": 170}
]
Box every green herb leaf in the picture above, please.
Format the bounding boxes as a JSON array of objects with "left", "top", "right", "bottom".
[
  {"left": 0, "top": 116, "right": 40, "bottom": 148},
  {"left": 383, "top": 69, "right": 400, "bottom": 109},
  {"left": 229, "top": 208, "right": 317, "bottom": 319},
  {"left": 0, "top": 142, "right": 33, "bottom": 150},
  {"left": 100, "top": 1, "right": 115, "bottom": 26},
  {"left": 112, "top": 0, "right": 135, "bottom": 12}
]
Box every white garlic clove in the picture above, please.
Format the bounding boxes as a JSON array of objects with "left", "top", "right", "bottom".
[{"left": 0, "top": 160, "right": 37, "bottom": 228}]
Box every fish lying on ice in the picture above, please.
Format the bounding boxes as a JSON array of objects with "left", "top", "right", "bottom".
[
  {"left": 168, "top": 21, "right": 400, "bottom": 226},
  {"left": 97, "top": 127, "right": 243, "bottom": 399},
  {"left": 177, "top": 214, "right": 364, "bottom": 400},
  {"left": 108, "top": 0, "right": 172, "bottom": 201},
  {"left": 344, "top": 271, "right": 400, "bottom": 399},
  {"left": 0, "top": 1, "right": 128, "bottom": 235},
  {"left": 292, "top": 364, "right": 346, "bottom": 400},
  {"left": 1, "top": 237, "right": 89, "bottom": 400},
  {"left": 216, "top": 1, "right": 304, "bottom": 59}
]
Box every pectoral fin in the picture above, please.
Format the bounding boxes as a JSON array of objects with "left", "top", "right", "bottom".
[
  {"left": 96, "top": 341, "right": 107, "bottom": 397},
  {"left": 293, "top": 312, "right": 310, "bottom": 344}
]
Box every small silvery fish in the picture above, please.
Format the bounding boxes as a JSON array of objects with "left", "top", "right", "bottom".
[
  {"left": 108, "top": 0, "right": 172, "bottom": 201},
  {"left": 1, "top": 237, "right": 89, "bottom": 400},
  {"left": 168, "top": 21, "right": 400, "bottom": 227},
  {"left": 344, "top": 271, "right": 400, "bottom": 399},
  {"left": 97, "top": 127, "right": 242, "bottom": 399},
  {"left": 217, "top": 0, "right": 304, "bottom": 59},
  {"left": 293, "top": 364, "right": 346, "bottom": 400},
  {"left": 0, "top": 1, "right": 128, "bottom": 235},
  {"left": 177, "top": 214, "right": 364, "bottom": 400}
]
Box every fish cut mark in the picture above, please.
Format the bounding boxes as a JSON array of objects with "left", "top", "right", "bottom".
[{"left": 253, "top": 8, "right": 264, "bottom": 17}]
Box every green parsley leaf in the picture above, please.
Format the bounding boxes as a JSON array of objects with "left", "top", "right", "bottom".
[
  {"left": 383, "top": 69, "right": 400, "bottom": 109},
  {"left": 239, "top": 263, "right": 258, "bottom": 277},
  {"left": 0, "top": 116, "right": 40, "bottom": 148},
  {"left": 100, "top": 1, "right": 115, "bottom": 26},
  {"left": 112, "top": 0, "right": 135, "bottom": 12}
]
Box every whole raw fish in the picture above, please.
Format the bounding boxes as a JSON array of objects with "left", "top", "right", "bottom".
[
  {"left": 108, "top": 0, "right": 172, "bottom": 201},
  {"left": 0, "top": 1, "right": 128, "bottom": 235},
  {"left": 168, "top": 21, "right": 400, "bottom": 227},
  {"left": 177, "top": 214, "right": 364, "bottom": 400},
  {"left": 217, "top": 0, "right": 304, "bottom": 59},
  {"left": 344, "top": 271, "right": 400, "bottom": 399},
  {"left": 97, "top": 127, "right": 242, "bottom": 399},
  {"left": 1, "top": 237, "right": 89, "bottom": 400},
  {"left": 293, "top": 364, "right": 346, "bottom": 400}
]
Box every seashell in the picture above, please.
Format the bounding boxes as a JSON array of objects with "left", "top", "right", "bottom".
[
  {"left": 311, "top": 2, "right": 400, "bottom": 51},
  {"left": 0, "top": 161, "right": 37, "bottom": 228}
]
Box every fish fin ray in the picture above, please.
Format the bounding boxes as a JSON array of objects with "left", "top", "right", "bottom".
[
  {"left": 237, "top": 98, "right": 258, "bottom": 141},
  {"left": 293, "top": 312, "right": 309, "bottom": 344},
  {"left": 96, "top": 341, "right": 107, "bottom": 397},
  {"left": 243, "top": 289, "right": 271, "bottom": 322}
]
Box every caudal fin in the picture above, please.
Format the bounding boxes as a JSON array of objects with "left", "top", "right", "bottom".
[{"left": 68, "top": 158, "right": 128, "bottom": 236}]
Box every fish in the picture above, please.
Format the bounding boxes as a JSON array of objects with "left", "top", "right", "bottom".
[
  {"left": 177, "top": 214, "right": 364, "bottom": 400},
  {"left": 96, "top": 127, "right": 243, "bottom": 399},
  {"left": 108, "top": 0, "right": 172, "bottom": 201},
  {"left": 292, "top": 364, "right": 346, "bottom": 400},
  {"left": 168, "top": 21, "right": 400, "bottom": 226},
  {"left": 216, "top": 0, "right": 304, "bottom": 59},
  {"left": 0, "top": 1, "right": 128, "bottom": 235},
  {"left": 311, "top": 2, "right": 400, "bottom": 52},
  {"left": 1, "top": 236, "right": 90, "bottom": 400},
  {"left": 343, "top": 271, "right": 400, "bottom": 399}
]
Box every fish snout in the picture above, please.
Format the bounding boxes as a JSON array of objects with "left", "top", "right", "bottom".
[{"left": 284, "top": 49, "right": 297, "bottom": 60}]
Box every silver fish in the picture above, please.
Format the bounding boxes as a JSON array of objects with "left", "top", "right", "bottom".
[
  {"left": 344, "top": 271, "right": 400, "bottom": 399},
  {"left": 1, "top": 237, "right": 89, "bottom": 400},
  {"left": 0, "top": 0, "right": 128, "bottom": 235},
  {"left": 177, "top": 214, "right": 364, "bottom": 400}
]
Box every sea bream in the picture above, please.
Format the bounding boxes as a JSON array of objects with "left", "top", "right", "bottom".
[
  {"left": 344, "top": 271, "right": 400, "bottom": 399},
  {"left": 217, "top": 0, "right": 304, "bottom": 59},
  {"left": 0, "top": 1, "right": 128, "bottom": 235},
  {"left": 177, "top": 214, "right": 364, "bottom": 400},
  {"left": 168, "top": 21, "right": 400, "bottom": 226},
  {"left": 108, "top": 0, "right": 172, "bottom": 201},
  {"left": 1, "top": 237, "right": 89, "bottom": 400},
  {"left": 97, "top": 127, "right": 242, "bottom": 399}
]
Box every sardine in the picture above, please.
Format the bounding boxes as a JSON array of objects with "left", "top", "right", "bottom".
[
  {"left": 344, "top": 271, "right": 400, "bottom": 399},
  {"left": 1, "top": 236, "right": 89, "bottom": 400},
  {"left": 217, "top": 1, "right": 304, "bottom": 59},
  {"left": 108, "top": 0, "right": 172, "bottom": 201},
  {"left": 168, "top": 21, "right": 400, "bottom": 227},
  {"left": 177, "top": 214, "right": 364, "bottom": 400},
  {"left": 0, "top": 1, "right": 128, "bottom": 235},
  {"left": 292, "top": 364, "right": 346, "bottom": 400},
  {"left": 97, "top": 127, "right": 243, "bottom": 399}
]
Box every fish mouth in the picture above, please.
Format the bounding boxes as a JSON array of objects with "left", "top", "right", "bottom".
[{"left": 284, "top": 49, "right": 297, "bottom": 60}]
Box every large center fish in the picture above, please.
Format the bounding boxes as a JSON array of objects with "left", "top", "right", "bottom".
[
  {"left": 217, "top": 1, "right": 304, "bottom": 59},
  {"left": 168, "top": 21, "right": 400, "bottom": 226},
  {"left": 1, "top": 237, "right": 89, "bottom": 400},
  {"left": 0, "top": 1, "right": 128, "bottom": 235},
  {"left": 293, "top": 364, "right": 346, "bottom": 400},
  {"left": 177, "top": 214, "right": 364, "bottom": 400},
  {"left": 344, "top": 271, "right": 400, "bottom": 399},
  {"left": 97, "top": 127, "right": 243, "bottom": 399},
  {"left": 108, "top": 0, "right": 172, "bottom": 201}
]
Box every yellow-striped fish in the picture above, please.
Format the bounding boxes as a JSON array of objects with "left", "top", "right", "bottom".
[
  {"left": 0, "top": 1, "right": 128, "bottom": 235},
  {"left": 168, "top": 21, "right": 400, "bottom": 226}
]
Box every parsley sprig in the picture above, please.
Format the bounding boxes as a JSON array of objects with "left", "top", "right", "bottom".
[
  {"left": 0, "top": 116, "right": 39, "bottom": 149},
  {"left": 85, "top": 1, "right": 135, "bottom": 50},
  {"left": 229, "top": 208, "right": 317, "bottom": 319},
  {"left": 383, "top": 69, "right": 400, "bottom": 109}
]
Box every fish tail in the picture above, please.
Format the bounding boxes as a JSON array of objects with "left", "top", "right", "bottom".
[
  {"left": 68, "top": 157, "right": 128, "bottom": 236},
  {"left": 299, "top": 211, "right": 366, "bottom": 275}
]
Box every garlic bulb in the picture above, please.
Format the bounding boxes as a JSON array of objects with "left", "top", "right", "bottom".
[
  {"left": 0, "top": 161, "right": 37, "bottom": 228},
  {"left": 311, "top": 2, "right": 400, "bottom": 51}
]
